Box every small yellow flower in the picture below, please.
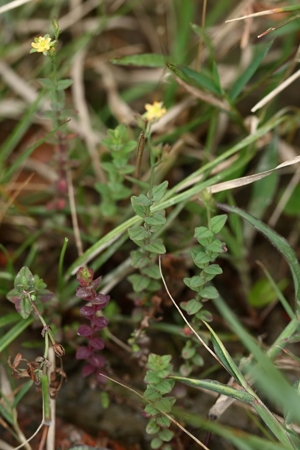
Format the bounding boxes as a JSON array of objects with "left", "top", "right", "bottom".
[
  {"left": 144, "top": 101, "right": 167, "bottom": 122},
  {"left": 30, "top": 35, "right": 54, "bottom": 55}
]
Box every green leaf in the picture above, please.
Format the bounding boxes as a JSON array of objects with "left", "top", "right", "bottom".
[
  {"left": 152, "top": 181, "right": 169, "bottom": 202},
  {"left": 145, "top": 214, "right": 166, "bottom": 226},
  {"left": 210, "top": 215, "right": 227, "bottom": 234},
  {"left": 229, "top": 40, "right": 274, "bottom": 101},
  {"left": 152, "top": 397, "right": 175, "bottom": 413},
  {"left": 146, "top": 420, "right": 160, "bottom": 434},
  {"left": 145, "top": 404, "right": 160, "bottom": 417},
  {"left": 150, "top": 437, "right": 163, "bottom": 449},
  {"left": 145, "top": 371, "right": 162, "bottom": 384},
  {"left": 133, "top": 195, "right": 152, "bottom": 206},
  {"left": 128, "top": 226, "right": 149, "bottom": 241},
  {"left": 144, "top": 387, "right": 162, "bottom": 401},
  {"left": 111, "top": 53, "right": 169, "bottom": 67},
  {"left": 14, "top": 266, "right": 35, "bottom": 292},
  {"left": 155, "top": 379, "right": 175, "bottom": 394},
  {"left": 128, "top": 274, "right": 150, "bottom": 292},
  {"left": 203, "top": 264, "right": 223, "bottom": 276},
  {"left": 57, "top": 79, "right": 73, "bottom": 90},
  {"left": 141, "top": 264, "right": 161, "bottom": 279},
  {"left": 186, "top": 299, "right": 202, "bottom": 315},
  {"left": 170, "top": 376, "right": 255, "bottom": 403},
  {"left": 182, "top": 345, "right": 196, "bottom": 360},
  {"left": 16, "top": 296, "right": 33, "bottom": 319},
  {"left": 205, "top": 239, "right": 225, "bottom": 253},
  {"left": 156, "top": 415, "right": 171, "bottom": 428},
  {"left": 38, "top": 78, "right": 54, "bottom": 89},
  {"left": 158, "top": 428, "right": 174, "bottom": 442},
  {"left": 192, "top": 250, "right": 211, "bottom": 268},
  {"left": 145, "top": 240, "right": 166, "bottom": 254},
  {"left": 199, "top": 286, "right": 219, "bottom": 299},
  {"left": 218, "top": 203, "right": 300, "bottom": 310},
  {"left": 130, "top": 250, "right": 151, "bottom": 268},
  {"left": 184, "top": 276, "right": 204, "bottom": 291},
  {"left": 249, "top": 278, "right": 289, "bottom": 308},
  {"left": 194, "top": 227, "right": 213, "bottom": 246}
]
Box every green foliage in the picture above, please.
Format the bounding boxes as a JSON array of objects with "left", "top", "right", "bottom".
[
  {"left": 6, "top": 267, "right": 54, "bottom": 319},
  {"left": 95, "top": 124, "right": 137, "bottom": 217},
  {"left": 144, "top": 354, "right": 175, "bottom": 450},
  {"left": 128, "top": 182, "right": 168, "bottom": 304},
  {"left": 179, "top": 215, "right": 227, "bottom": 376},
  {"left": 248, "top": 278, "right": 289, "bottom": 307}
]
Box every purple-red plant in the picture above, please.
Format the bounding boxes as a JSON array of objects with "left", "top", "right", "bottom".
[{"left": 76, "top": 267, "right": 110, "bottom": 384}]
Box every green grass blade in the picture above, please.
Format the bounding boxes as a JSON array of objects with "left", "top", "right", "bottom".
[
  {"left": 171, "top": 376, "right": 255, "bottom": 403},
  {"left": 13, "top": 380, "right": 33, "bottom": 408},
  {"left": 110, "top": 54, "right": 169, "bottom": 67},
  {"left": 203, "top": 321, "right": 247, "bottom": 387},
  {"left": 218, "top": 203, "right": 300, "bottom": 310},
  {"left": 0, "top": 312, "right": 21, "bottom": 328},
  {"left": 175, "top": 407, "right": 289, "bottom": 450},
  {"left": 229, "top": 41, "right": 273, "bottom": 101},
  {"left": 174, "top": 64, "right": 222, "bottom": 95},
  {"left": 213, "top": 296, "right": 300, "bottom": 428},
  {"left": 0, "top": 317, "right": 34, "bottom": 353}
]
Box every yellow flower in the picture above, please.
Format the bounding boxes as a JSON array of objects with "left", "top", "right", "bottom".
[
  {"left": 30, "top": 35, "right": 54, "bottom": 55},
  {"left": 144, "top": 101, "right": 167, "bottom": 121}
]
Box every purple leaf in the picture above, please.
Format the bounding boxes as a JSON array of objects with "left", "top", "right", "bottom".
[
  {"left": 91, "top": 294, "right": 110, "bottom": 308},
  {"left": 88, "top": 354, "right": 106, "bottom": 367},
  {"left": 91, "top": 275, "right": 102, "bottom": 290},
  {"left": 76, "top": 346, "right": 92, "bottom": 359},
  {"left": 82, "top": 364, "right": 95, "bottom": 377},
  {"left": 80, "top": 305, "right": 95, "bottom": 316},
  {"left": 77, "top": 324, "right": 92, "bottom": 336},
  {"left": 77, "top": 267, "right": 94, "bottom": 286},
  {"left": 89, "top": 337, "right": 105, "bottom": 350},
  {"left": 91, "top": 316, "right": 109, "bottom": 329},
  {"left": 76, "top": 287, "right": 93, "bottom": 300}
]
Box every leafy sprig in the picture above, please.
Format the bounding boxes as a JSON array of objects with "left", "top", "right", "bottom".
[
  {"left": 179, "top": 214, "right": 227, "bottom": 376},
  {"left": 128, "top": 181, "right": 168, "bottom": 304},
  {"left": 75, "top": 267, "right": 110, "bottom": 384},
  {"left": 95, "top": 124, "right": 137, "bottom": 217},
  {"left": 143, "top": 354, "right": 175, "bottom": 450}
]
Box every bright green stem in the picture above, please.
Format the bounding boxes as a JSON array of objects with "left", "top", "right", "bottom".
[{"left": 41, "top": 375, "right": 51, "bottom": 424}]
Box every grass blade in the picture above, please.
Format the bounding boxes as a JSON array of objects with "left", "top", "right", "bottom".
[
  {"left": 171, "top": 376, "right": 255, "bottom": 403},
  {"left": 218, "top": 203, "right": 300, "bottom": 310},
  {"left": 229, "top": 41, "right": 273, "bottom": 101},
  {"left": 0, "top": 317, "right": 34, "bottom": 353},
  {"left": 110, "top": 54, "right": 169, "bottom": 67}
]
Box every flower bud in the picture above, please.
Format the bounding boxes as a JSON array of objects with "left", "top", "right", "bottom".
[{"left": 53, "top": 342, "right": 65, "bottom": 357}]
